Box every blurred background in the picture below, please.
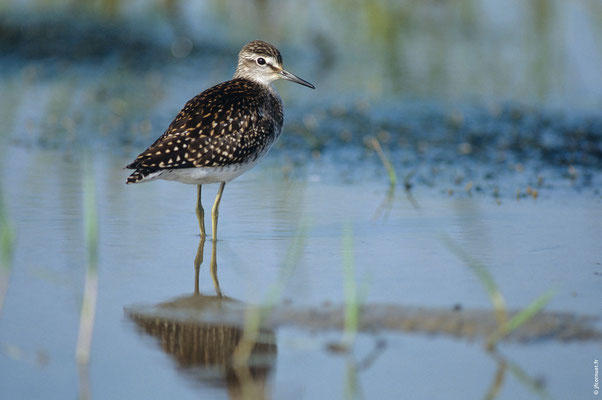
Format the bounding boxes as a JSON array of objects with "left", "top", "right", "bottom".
[
  {"left": 1, "top": 0, "right": 601, "bottom": 154},
  {"left": 1, "top": 1, "right": 601, "bottom": 399}
]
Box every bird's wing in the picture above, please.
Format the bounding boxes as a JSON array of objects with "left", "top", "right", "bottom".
[{"left": 127, "top": 80, "right": 281, "bottom": 171}]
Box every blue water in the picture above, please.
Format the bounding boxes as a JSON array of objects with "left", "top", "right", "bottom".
[
  {"left": 0, "top": 145, "right": 600, "bottom": 399},
  {"left": 1, "top": 0, "right": 601, "bottom": 397}
]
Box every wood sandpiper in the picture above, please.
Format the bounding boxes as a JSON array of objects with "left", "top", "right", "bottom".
[{"left": 126, "top": 40, "right": 314, "bottom": 239}]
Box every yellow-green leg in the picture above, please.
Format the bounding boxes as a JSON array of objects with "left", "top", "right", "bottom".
[
  {"left": 211, "top": 182, "right": 226, "bottom": 242},
  {"left": 196, "top": 185, "right": 206, "bottom": 237},
  {"left": 210, "top": 235, "right": 222, "bottom": 297},
  {"left": 193, "top": 235, "right": 206, "bottom": 295},
  {"left": 193, "top": 228, "right": 221, "bottom": 297}
]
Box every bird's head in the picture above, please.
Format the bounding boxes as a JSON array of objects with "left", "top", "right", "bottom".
[{"left": 234, "top": 40, "right": 315, "bottom": 89}]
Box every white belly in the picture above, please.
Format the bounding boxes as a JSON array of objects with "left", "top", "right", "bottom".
[{"left": 150, "top": 161, "right": 258, "bottom": 185}]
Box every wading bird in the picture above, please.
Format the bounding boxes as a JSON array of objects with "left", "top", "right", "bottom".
[{"left": 126, "top": 40, "right": 314, "bottom": 239}]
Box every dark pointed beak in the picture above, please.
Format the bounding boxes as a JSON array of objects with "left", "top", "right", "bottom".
[{"left": 279, "top": 69, "right": 315, "bottom": 89}]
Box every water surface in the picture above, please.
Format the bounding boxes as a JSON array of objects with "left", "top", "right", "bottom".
[
  {"left": 0, "top": 146, "right": 600, "bottom": 399},
  {"left": 0, "top": 1, "right": 601, "bottom": 398}
]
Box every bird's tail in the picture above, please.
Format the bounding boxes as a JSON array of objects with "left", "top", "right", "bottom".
[{"left": 126, "top": 168, "right": 161, "bottom": 184}]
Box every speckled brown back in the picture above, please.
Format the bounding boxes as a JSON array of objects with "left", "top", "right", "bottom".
[{"left": 126, "top": 78, "right": 283, "bottom": 183}]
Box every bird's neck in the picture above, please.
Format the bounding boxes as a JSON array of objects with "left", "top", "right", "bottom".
[{"left": 232, "top": 75, "right": 281, "bottom": 102}]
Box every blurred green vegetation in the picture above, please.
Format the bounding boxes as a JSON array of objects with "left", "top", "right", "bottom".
[
  {"left": 0, "top": 187, "right": 15, "bottom": 315},
  {"left": 75, "top": 160, "right": 99, "bottom": 367},
  {"left": 234, "top": 219, "right": 308, "bottom": 366},
  {"left": 442, "top": 235, "right": 555, "bottom": 351},
  {"left": 2, "top": 0, "right": 601, "bottom": 105},
  {"left": 342, "top": 222, "right": 360, "bottom": 346},
  {"left": 0, "top": 189, "right": 15, "bottom": 272}
]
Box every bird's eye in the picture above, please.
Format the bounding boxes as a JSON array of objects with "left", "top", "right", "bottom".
[{"left": 256, "top": 57, "right": 266, "bottom": 66}]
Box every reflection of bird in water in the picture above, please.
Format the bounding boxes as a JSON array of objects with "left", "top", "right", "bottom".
[
  {"left": 194, "top": 234, "right": 221, "bottom": 297},
  {"left": 126, "top": 40, "right": 314, "bottom": 239},
  {"left": 128, "top": 294, "right": 277, "bottom": 398},
  {"left": 127, "top": 237, "right": 277, "bottom": 398}
]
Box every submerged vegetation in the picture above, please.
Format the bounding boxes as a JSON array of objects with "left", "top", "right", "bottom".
[
  {"left": 76, "top": 161, "right": 99, "bottom": 364},
  {"left": 234, "top": 220, "right": 308, "bottom": 366},
  {"left": 341, "top": 223, "right": 360, "bottom": 347},
  {"left": 441, "top": 235, "right": 556, "bottom": 350},
  {"left": 0, "top": 187, "right": 15, "bottom": 315},
  {"left": 1, "top": 1, "right": 600, "bottom": 399}
]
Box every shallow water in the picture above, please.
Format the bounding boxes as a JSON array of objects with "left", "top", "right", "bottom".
[
  {"left": 1, "top": 1, "right": 601, "bottom": 398},
  {"left": 0, "top": 145, "right": 600, "bottom": 399}
]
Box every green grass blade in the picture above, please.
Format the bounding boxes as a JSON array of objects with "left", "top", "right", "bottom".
[
  {"left": 76, "top": 160, "right": 99, "bottom": 365},
  {"left": 488, "top": 350, "right": 552, "bottom": 399},
  {"left": 506, "top": 360, "right": 551, "bottom": 399},
  {"left": 83, "top": 166, "right": 98, "bottom": 270},
  {"left": 487, "top": 289, "right": 555, "bottom": 347},
  {"left": 440, "top": 234, "right": 508, "bottom": 325},
  {"left": 0, "top": 187, "right": 15, "bottom": 314},
  {"left": 234, "top": 219, "right": 309, "bottom": 366},
  {"left": 371, "top": 138, "right": 397, "bottom": 188},
  {"left": 342, "top": 222, "right": 359, "bottom": 345}
]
